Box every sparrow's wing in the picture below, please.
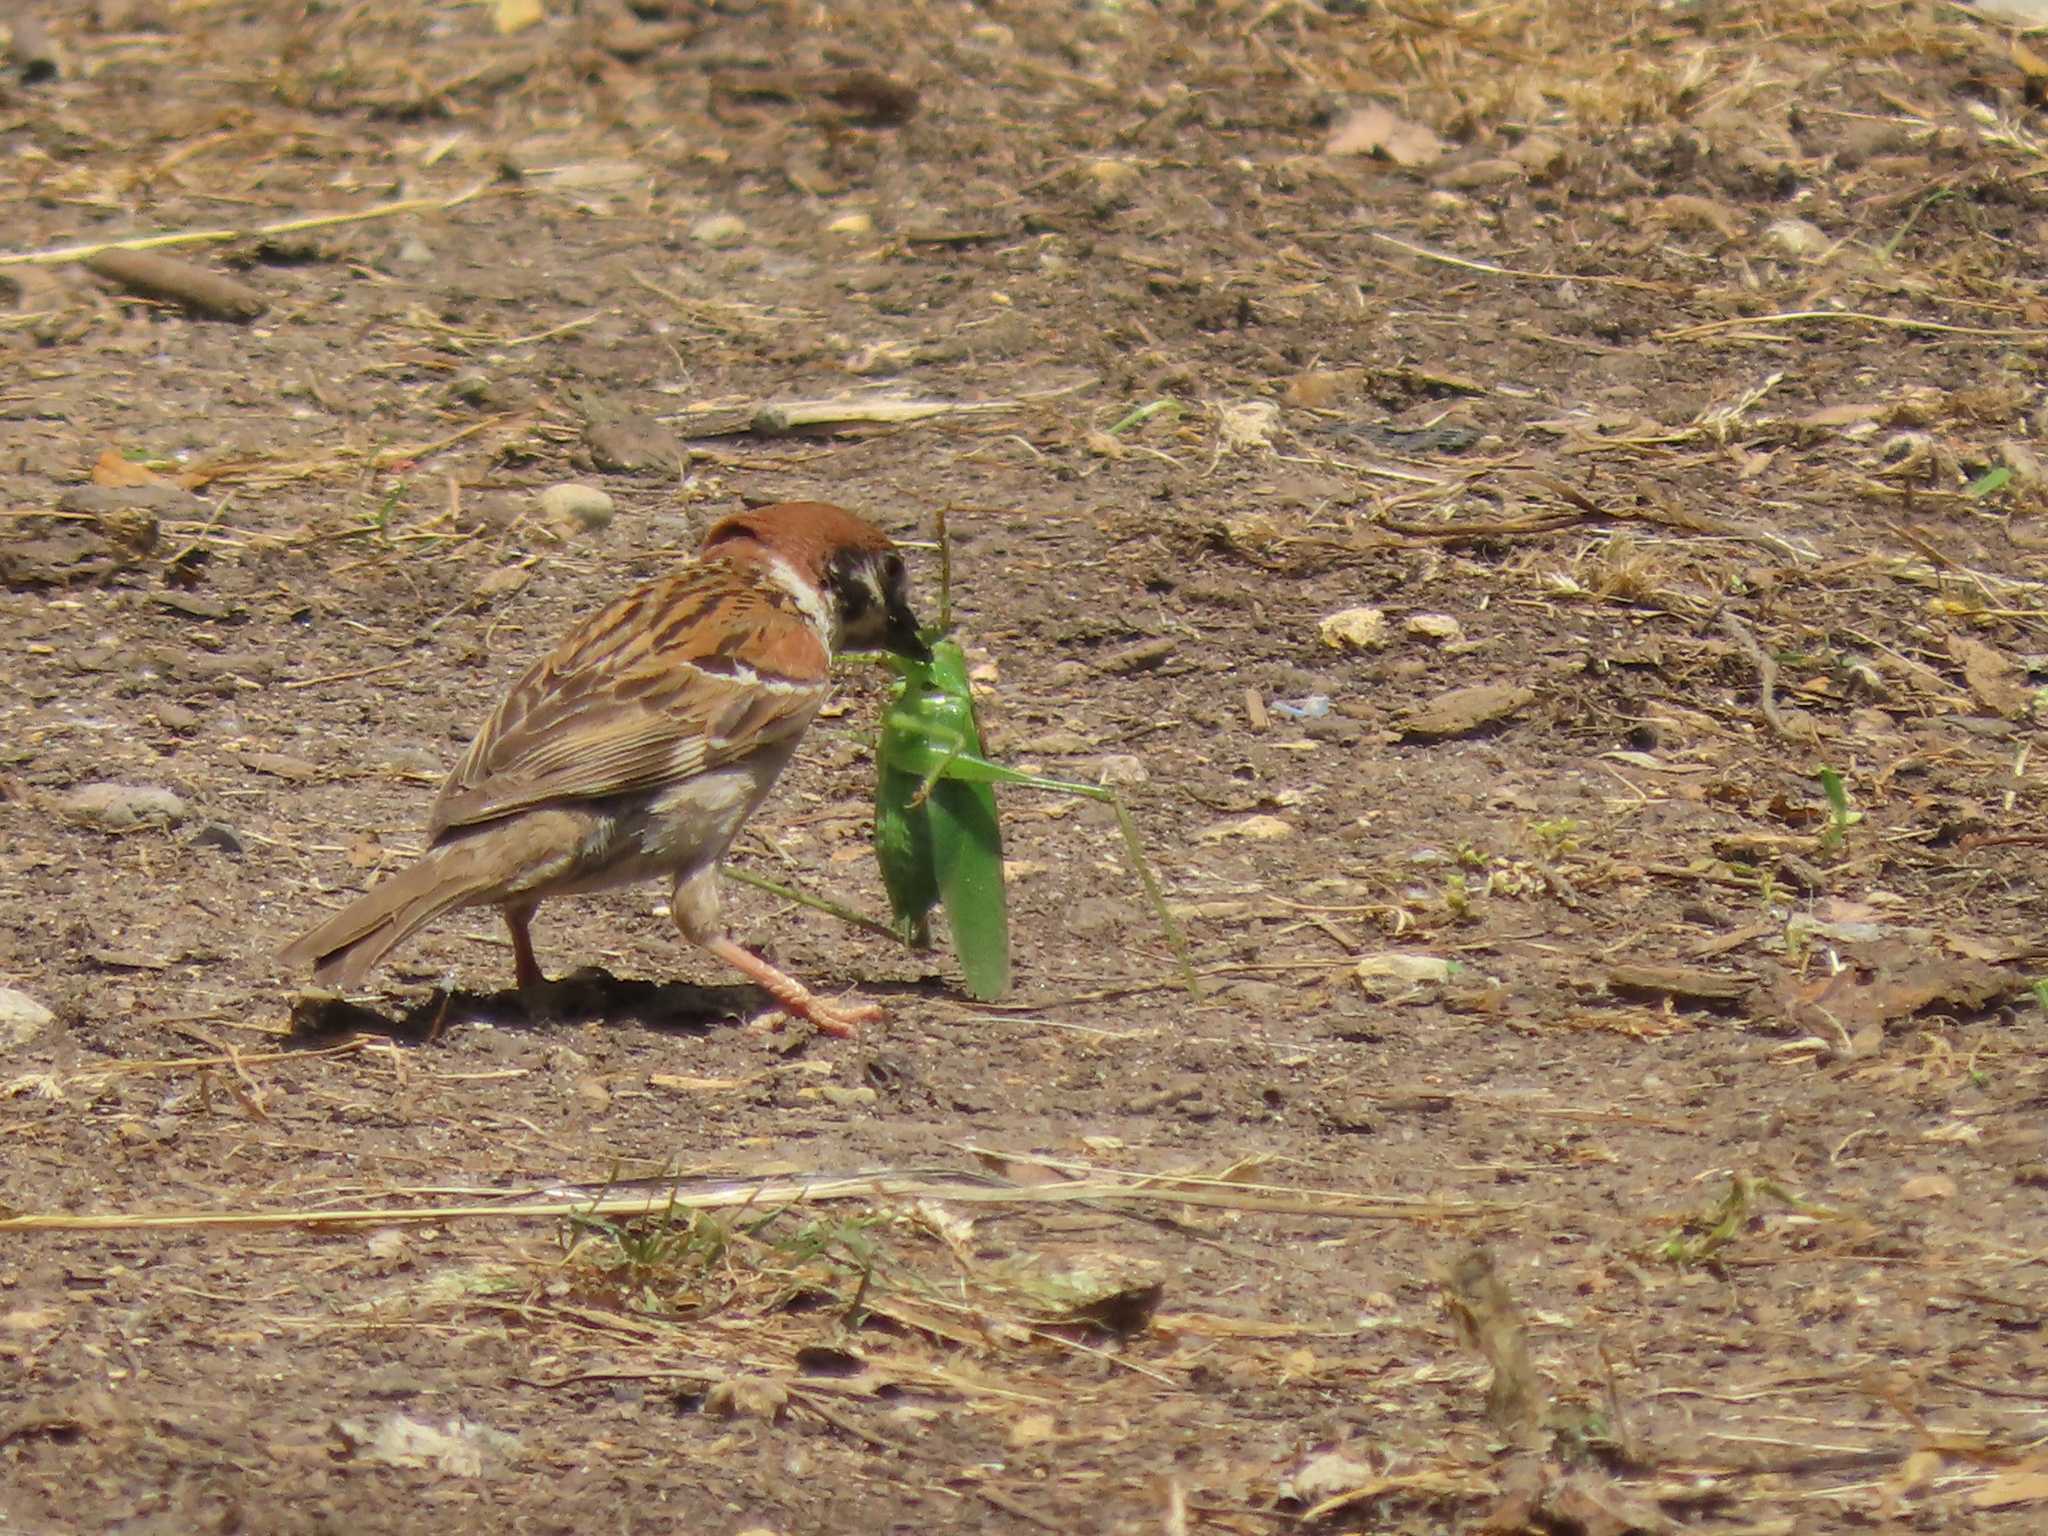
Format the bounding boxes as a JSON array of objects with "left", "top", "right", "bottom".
[{"left": 427, "top": 563, "right": 831, "bottom": 836}]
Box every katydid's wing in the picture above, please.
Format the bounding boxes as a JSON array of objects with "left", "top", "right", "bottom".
[
  {"left": 929, "top": 773, "right": 1009, "bottom": 999},
  {"left": 874, "top": 665, "right": 942, "bottom": 943},
  {"left": 875, "top": 759, "right": 939, "bottom": 944},
  {"left": 429, "top": 563, "right": 830, "bottom": 835}
]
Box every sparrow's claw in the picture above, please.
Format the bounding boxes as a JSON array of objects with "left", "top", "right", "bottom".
[
  {"left": 786, "top": 995, "right": 886, "bottom": 1039},
  {"left": 702, "top": 935, "right": 882, "bottom": 1039}
]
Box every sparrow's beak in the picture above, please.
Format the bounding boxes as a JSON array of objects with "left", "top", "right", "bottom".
[{"left": 884, "top": 594, "right": 933, "bottom": 663}]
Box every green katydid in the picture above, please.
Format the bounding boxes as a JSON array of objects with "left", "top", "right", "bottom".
[{"left": 728, "top": 509, "right": 1196, "bottom": 1001}]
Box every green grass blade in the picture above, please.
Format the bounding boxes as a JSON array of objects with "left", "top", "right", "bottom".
[
  {"left": 722, "top": 865, "right": 909, "bottom": 947},
  {"left": 1106, "top": 793, "right": 1198, "bottom": 999}
]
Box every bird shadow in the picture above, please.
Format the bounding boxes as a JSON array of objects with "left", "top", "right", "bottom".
[{"left": 287, "top": 967, "right": 765, "bottom": 1044}]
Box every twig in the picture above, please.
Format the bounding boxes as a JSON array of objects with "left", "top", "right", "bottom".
[
  {"left": 169, "top": 1023, "right": 269, "bottom": 1119},
  {"left": 752, "top": 398, "right": 1020, "bottom": 433},
  {"left": 787, "top": 1389, "right": 906, "bottom": 1452},
  {"left": 1377, "top": 512, "right": 1586, "bottom": 540},
  {"left": 83, "top": 249, "right": 267, "bottom": 320},
  {"left": 502, "top": 312, "right": 602, "bottom": 348},
  {"left": 160, "top": 493, "right": 236, "bottom": 571},
  {"left": 1719, "top": 613, "right": 1796, "bottom": 741},
  {"left": 961, "top": 1483, "right": 1067, "bottom": 1533},
  {"left": 1370, "top": 233, "right": 1663, "bottom": 290},
  {"left": 36, "top": 1037, "right": 371, "bottom": 1084},
  {"left": 282, "top": 656, "right": 422, "bottom": 692}
]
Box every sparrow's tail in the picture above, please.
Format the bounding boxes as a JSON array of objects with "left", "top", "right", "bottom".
[{"left": 278, "top": 851, "right": 479, "bottom": 989}]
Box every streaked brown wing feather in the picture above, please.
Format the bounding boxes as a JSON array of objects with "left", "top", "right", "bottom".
[{"left": 428, "top": 562, "right": 829, "bottom": 837}]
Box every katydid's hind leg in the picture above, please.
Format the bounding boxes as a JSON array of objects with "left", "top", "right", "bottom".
[
  {"left": 906, "top": 727, "right": 975, "bottom": 810},
  {"left": 672, "top": 865, "right": 883, "bottom": 1038}
]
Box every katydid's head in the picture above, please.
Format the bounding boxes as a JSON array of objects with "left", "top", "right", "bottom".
[{"left": 699, "top": 500, "right": 931, "bottom": 662}]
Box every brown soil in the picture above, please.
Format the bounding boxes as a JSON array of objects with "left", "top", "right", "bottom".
[{"left": 4, "top": 2, "right": 2048, "bottom": 1532}]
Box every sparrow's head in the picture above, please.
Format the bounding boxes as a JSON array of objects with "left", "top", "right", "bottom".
[{"left": 702, "top": 501, "right": 931, "bottom": 662}]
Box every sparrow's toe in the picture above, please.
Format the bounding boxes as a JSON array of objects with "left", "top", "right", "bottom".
[
  {"left": 790, "top": 994, "right": 886, "bottom": 1039},
  {"left": 700, "top": 935, "right": 882, "bottom": 1040}
]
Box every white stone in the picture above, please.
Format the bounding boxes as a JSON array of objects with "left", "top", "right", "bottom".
[
  {"left": 59, "top": 783, "right": 189, "bottom": 831},
  {"left": 538, "top": 482, "right": 614, "bottom": 533},
  {"left": 690, "top": 213, "right": 749, "bottom": 247},
  {"left": 0, "top": 988, "right": 56, "bottom": 1047},
  {"left": 1319, "top": 606, "right": 1388, "bottom": 651}
]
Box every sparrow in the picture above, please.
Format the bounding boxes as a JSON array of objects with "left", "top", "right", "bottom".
[{"left": 279, "top": 500, "right": 930, "bottom": 1037}]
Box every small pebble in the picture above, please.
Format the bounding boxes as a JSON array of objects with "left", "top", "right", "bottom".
[
  {"left": 1763, "top": 218, "right": 1831, "bottom": 258},
  {"left": 1509, "top": 133, "right": 1568, "bottom": 178},
  {"left": 155, "top": 701, "right": 198, "bottom": 731},
  {"left": 1405, "top": 612, "right": 1464, "bottom": 642},
  {"left": 447, "top": 370, "right": 493, "bottom": 405},
  {"left": 1302, "top": 716, "right": 1363, "bottom": 744},
  {"left": 825, "top": 211, "right": 874, "bottom": 237},
  {"left": 189, "top": 823, "right": 244, "bottom": 855},
  {"left": 1355, "top": 952, "right": 1456, "bottom": 985},
  {"left": 1199, "top": 814, "right": 1293, "bottom": 843},
  {"left": 1093, "top": 753, "right": 1149, "bottom": 787},
  {"left": 538, "top": 482, "right": 615, "bottom": 534},
  {"left": 58, "top": 782, "right": 189, "bottom": 831},
  {"left": 690, "top": 213, "right": 749, "bottom": 247},
  {"left": 584, "top": 418, "right": 678, "bottom": 475},
  {"left": 1096, "top": 637, "right": 1175, "bottom": 674},
  {"left": 374, "top": 744, "right": 445, "bottom": 776},
  {"left": 1319, "top": 606, "right": 1388, "bottom": 651},
  {"left": 0, "top": 987, "right": 56, "bottom": 1047},
  {"left": 1086, "top": 157, "right": 1142, "bottom": 207}
]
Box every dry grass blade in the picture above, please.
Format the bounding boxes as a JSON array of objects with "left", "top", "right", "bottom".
[
  {"left": 0, "top": 183, "right": 492, "bottom": 265},
  {"left": 0, "top": 1164, "right": 1511, "bottom": 1232},
  {"left": 1371, "top": 231, "right": 1667, "bottom": 291},
  {"left": 1660, "top": 309, "right": 2048, "bottom": 342}
]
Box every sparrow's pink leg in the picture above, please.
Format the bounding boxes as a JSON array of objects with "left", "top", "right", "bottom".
[
  {"left": 672, "top": 868, "right": 884, "bottom": 1037},
  {"left": 698, "top": 935, "right": 884, "bottom": 1037},
  {"left": 503, "top": 901, "right": 547, "bottom": 993}
]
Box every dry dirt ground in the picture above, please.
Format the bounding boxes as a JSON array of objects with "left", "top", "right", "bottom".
[{"left": 4, "top": 1, "right": 2048, "bottom": 1531}]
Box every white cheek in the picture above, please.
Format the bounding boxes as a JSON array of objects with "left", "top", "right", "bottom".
[{"left": 764, "top": 552, "right": 837, "bottom": 648}]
